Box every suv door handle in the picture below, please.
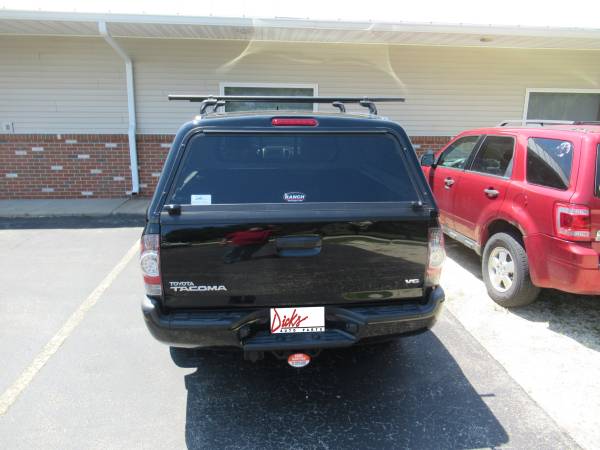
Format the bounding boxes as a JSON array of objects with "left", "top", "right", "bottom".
[
  {"left": 484, "top": 188, "right": 499, "bottom": 198},
  {"left": 444, "top": 177, "right": 455, "bottom": 189}
]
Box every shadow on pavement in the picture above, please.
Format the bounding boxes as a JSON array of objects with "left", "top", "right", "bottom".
[
  {"left": 183, "top": 331, "right": 508, "bottom": 450},
  {"left": 446, "top": 237, "right": 600, "bottom": 353},
  {"left": 0, "top": 215, "right": 144, "bottom": 230},
  {"left": 445, "top": 239, "right": 483, "bottom": 281}
]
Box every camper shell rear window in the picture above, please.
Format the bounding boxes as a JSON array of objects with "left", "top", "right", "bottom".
[{"left": 167, "top": 132, "right": 417, "bottom": 205}]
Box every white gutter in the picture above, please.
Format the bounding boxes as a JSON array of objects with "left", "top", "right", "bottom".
[
  {"left": 2, "top": 10, "right": 600, "bottom": 40},
  {"left": 98, "top": 20, "right": 139, "bottom": 195}
]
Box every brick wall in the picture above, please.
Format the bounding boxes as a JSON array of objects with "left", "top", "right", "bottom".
[
  {"left": 411, "top": 136, "right": 453, "bottom": 155},
  {"left": 136, "top": 135, "right": 174, "bottom": 197},
  {"left": 0, "top": 134, "right": 452, "bottom": 199},
  {"left": 0, "top": 134, "right": 173, "bottom": 199}
]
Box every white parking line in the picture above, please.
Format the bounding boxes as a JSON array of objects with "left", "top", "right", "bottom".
[{"left": 0, "top": 240, "right": 140, "bottom": 416}]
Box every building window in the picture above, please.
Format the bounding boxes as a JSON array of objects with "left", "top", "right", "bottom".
[
  {"left": 219, "top": 83, "right": 317, "bottom": 112},
  {"left": 524, "top": 89, "right": 600, "bottom": 122}
]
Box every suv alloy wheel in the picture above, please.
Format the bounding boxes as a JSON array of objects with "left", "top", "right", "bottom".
[
  {"left": 481, "top": 232, "right": 540, "bottom": 307},
  {"left": 487, "top": 246, "right": 514, "bottom": 293}
]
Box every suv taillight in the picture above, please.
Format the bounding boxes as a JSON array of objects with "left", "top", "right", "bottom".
[
  {"left": 554, "top": 203, "right": 591, "bottom": 241},
  {"left": 426, "top": 227, "right": 445, "bottom": 286},
  {"left": 140, "top": 234, "right": 162, "bottom": 295}
]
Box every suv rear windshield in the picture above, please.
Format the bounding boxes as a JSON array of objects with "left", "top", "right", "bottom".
[{"left": 168, "top": 133, "right": 417, "bottom": 205}]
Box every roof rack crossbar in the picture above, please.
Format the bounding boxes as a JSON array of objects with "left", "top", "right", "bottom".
[
  {"left": 169, "top": 95, "right": 405, "bottom": 103},
  {"left": 169, "top": 95, "right": 405, "bottom": 116}
]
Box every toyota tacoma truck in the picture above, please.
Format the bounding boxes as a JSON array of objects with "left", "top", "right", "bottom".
[{"left": 140, "top": 95, "right": 445, "bottom": 367}]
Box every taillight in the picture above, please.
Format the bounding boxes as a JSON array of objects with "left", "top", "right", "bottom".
[
  {"left": 426, "top": 227, "right": 445, "bottom": 286},
  {"left": 554, "top": 203, "right": 591, "bottom": 241},
  {"left": 271, "top": 118, "right": 318, "bottom": 126},
  {"left": 140, "top": 234, "right": 162, "bottom": 296}
]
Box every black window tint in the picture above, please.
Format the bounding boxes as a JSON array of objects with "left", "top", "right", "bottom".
[
  {"left": 527, "top": 138, "right": 574, "bottom": 190},
  {"left": 438, "top": 136, "right": 480, "bottom": 169},
  {"left": 470, "top": 136, "right": 515, "bottom": 177},
  {"left": 168, "top": 133, "right": 418, "bottom": 204}
]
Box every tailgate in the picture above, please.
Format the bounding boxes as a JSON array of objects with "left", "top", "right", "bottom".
[
  {"left": 156, "top": 129, "right": 434, "bottom": 309},
  {"left": 160, "top": 206, "right": 431, "bottom": 308}
]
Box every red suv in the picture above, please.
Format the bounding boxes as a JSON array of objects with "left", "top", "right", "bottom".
[{"left": 421, "top": 121, "right": 600, "bottom": 307}]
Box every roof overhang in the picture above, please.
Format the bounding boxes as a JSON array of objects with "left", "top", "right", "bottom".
[{"left": 1, "top": 9, "right": 600, "bottom": 49}]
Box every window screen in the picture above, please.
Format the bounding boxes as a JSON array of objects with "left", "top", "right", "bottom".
[
  {"left": 437, "top": 136, "right": 480, "bottom": 169},
  {"left": 527, "top": 138, "right": 574, "bottom": 190},
  {"left": 168, "top": 133, "right": 418, "bottom": 204},
  {"left": 223, "top": 86, "right": 314, "bottom": 112},
  {"left": 527, "top": 92, "right": 600, "bottom": 122},
  {"left": 470, "top": 136, "right": 515, "bottom": 177}
]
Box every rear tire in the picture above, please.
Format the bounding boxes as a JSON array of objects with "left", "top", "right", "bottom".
[{"left": 481, "top": 232, "right": 540, "bottom": 308}]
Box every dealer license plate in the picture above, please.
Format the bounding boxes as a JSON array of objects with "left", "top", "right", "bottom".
[{"left": 270, "top": 307, "right": 325, "bottom": 334}]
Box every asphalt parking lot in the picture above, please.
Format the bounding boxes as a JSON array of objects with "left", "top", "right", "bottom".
[{"left": 0, "top": 217, "right": 594, "bottom": 449}]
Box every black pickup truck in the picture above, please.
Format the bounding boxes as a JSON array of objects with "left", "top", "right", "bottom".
[{"left": 140, "top": 96, "right": 445, "bottom": 367}]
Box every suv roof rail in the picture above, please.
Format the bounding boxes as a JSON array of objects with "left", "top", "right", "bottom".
[
  {"left": 168, "top": 95, "right": 405, "bottom": 116},
  {"left": 497, "top": 119, "right": 577, "bottom": 127}
]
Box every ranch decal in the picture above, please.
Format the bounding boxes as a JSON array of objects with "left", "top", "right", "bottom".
[{"left": 283, "top": 192, "right": 306, "bottom": 203}]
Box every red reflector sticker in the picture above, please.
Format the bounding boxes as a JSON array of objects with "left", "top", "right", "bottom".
[{"left": 287, "top": 353, "right": 311, "bottom": 368}]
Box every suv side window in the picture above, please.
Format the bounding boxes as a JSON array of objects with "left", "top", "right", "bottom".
[
  {"left": 470, "top": 136, "right": 515, "bottom": 177},
  {"left": 527, "top": 138, "right": 574, "bottom": 190},
  {"left": 596, "top": 144, "right": 600, "bottom": 197},
  {"left": 437, "top": 135, "right": 480, "bottom": 169}
]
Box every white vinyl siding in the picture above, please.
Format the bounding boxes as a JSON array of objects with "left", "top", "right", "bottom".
[
  {"left": 0, "top": 36, "right": 128, "bottom": 133},
  {"left": 2, "top": 36, "right": 600, "bottom": 136}
]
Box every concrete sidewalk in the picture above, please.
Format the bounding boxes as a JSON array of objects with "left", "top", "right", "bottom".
[{"left": 0, "top": 198, "right": 150, "bottom": 218}]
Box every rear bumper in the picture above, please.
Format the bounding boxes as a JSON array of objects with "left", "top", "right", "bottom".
[
  {"left": 142, "top": 286, "right": 445, "bottom": 350},
  {"left": 526, "top": 234, "right": 600, "bottom": 295}
]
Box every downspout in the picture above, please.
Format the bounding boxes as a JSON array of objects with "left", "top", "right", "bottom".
[{"left": 98, "top": 20, "right": 140, "bottom": 195}]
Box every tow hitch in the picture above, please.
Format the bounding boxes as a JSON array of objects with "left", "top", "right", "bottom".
[
  {"left": 243, "top": 350, "right": 318, "bottom": 367},
  {"left": 287, "top": 353, "right": 311, "bottom": 368}
]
